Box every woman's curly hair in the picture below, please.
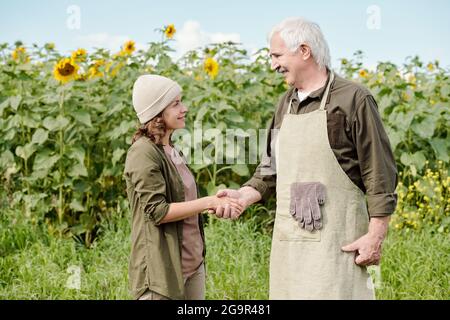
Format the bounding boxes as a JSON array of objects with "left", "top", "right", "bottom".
[{"left": 131, "top": 112, "right": 168, "bottom": 145}]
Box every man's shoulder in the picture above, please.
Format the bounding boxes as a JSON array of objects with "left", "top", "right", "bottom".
[{"left": 333, "top": 74, "right": 373, "bottom": 100}]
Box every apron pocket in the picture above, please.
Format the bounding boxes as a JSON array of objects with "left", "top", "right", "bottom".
[{"left": 276, "top": 214, "right": 321, "bottom": 242}]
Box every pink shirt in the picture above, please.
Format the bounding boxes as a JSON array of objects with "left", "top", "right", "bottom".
[{"left": 163, "top": 145, "right": 204, "bottom": 278}]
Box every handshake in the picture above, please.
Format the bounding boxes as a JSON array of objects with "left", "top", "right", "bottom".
[{"left": 206, "top": 188, "right": 252, "bottom": 219}]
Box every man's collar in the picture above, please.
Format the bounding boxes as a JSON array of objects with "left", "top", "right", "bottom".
[{"left": 290, "top": 69, "right": 334, "bottom": 102}]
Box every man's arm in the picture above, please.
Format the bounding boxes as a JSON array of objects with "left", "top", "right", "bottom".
[
  {"left": 342, "top": 93, "right": 397, "bottom": 265},
  {"left": 213, "top": 116, "right": 277, "bottom": 219},
  {"left": 353, "top": 94, "right": 398, "bottom": 217}
]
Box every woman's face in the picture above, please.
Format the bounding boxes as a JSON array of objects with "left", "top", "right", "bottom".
[{"left": 162, "top": 95, "right": 188, "bottom": 131}]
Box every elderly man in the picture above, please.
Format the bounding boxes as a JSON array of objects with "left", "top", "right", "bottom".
[{"left": 213, "top": 17, "right": 398, "bottom": 299}]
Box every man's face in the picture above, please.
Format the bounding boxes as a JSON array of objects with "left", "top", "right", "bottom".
[{"left": 269, "top": 32, "right": 304, "bottom": 86}]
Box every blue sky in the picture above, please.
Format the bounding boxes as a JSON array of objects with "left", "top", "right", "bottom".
[{"left": 1, "top": 0, "right": 449, "bottom": 69}]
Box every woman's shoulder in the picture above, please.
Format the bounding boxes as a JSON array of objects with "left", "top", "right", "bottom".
[{"left": 125, "top": 137, "right": 164, "bottom": 167}]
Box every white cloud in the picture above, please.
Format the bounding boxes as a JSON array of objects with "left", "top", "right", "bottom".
[
  {"left": 173, "top": 20, "right": 241, "bottom": 58},
  {"left": 75, "top": 33, "right": 145, "bottom": 52}
]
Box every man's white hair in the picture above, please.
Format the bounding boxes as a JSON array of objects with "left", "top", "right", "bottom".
[{"left": 268, "top": 17, "right": 331, "bottom": 70}]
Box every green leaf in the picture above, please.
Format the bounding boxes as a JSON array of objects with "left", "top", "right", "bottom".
[
  {"left": 55, "top": 115, "right": 70, "bottom": 130},
  {"left": 67, "top": 162, "right": 88, "bottom": 177},
  {"left": 430, "top": 138, "right": 449, "bottom": 162},
  {"left": 189, "top": 163, "right": 209, "bottom": 172},
  {"left": 112, "top": 148, "right": 125, "bottom": 166},
  {"left": 43, "top": 116, "right": 58, "bottom": 131},
  {"left": 0, "top": 150, "right": 15, "bottom": 168},
  {"left": 414, "top": 91, "right": 425, "bottom": 99},
  {"left": 400, "top": 151, "right": 426, "bottom": 171},
  {"left": 227, "top": 113, "right": 244, "bottom": 123},
  {"left": 411, "top": 116, "right": 437, "bottom": 139},
  {"left": 32, "top": 150, "right": 59, "bottom": 172},
  {"left": 43, "top": 115, "right": 70, "bottom": 131},
  {"left": 70, "top": 199, "right": 86, "bottom": 212},
  {"left": 231, "top": 164, "right": 249, "bottom": 176},
  {"left": 378, "top": 87, "right": 392, "bottom": 97},
  {"left": 206, "top": 181, "right": 226, "bottom": 196},
  {"left": 70, "top": 224, "right": 87, "bottom": 236},
  {"left": 227, "top": 181, "right": 241, "bottom": 189},
  {"left": 68, "top": 146, "right": 86, "bottom": 164},
  {"left": 23, "top": 193, "right": 47, "bottom": 210},
  {"left": 80, "top": 213, "right": 96, "bottom": 230},
  {"left": 104, "top": 103, "right": 125, "bottom": 117},
  {"left": 72, "top": 110, "right": 92, "bottom": 127},
  {"left": 385, "top": 127, "right": 403, "bottom": 151},
  {"left": 15, "top": 143, "right": 37, "bottom": 161},
  {"left": 0, "top": 99, "right": 9, "bottom": 116},
  {"left": 441, "top": 84, "right": 450, "bottom": 98},
  {"left": 10, "top": 95, "right": 22, "bottom": 110},
  {"left": 390, "top": 111, "right": 414, "bottom": 131},
  {"left": 31, "top": 128, "right": 49, "bottom": 145}
]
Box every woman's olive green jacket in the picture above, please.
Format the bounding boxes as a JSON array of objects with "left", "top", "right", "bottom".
[{"left": 124, "top": 136, "right": 205, "bottom": 300}]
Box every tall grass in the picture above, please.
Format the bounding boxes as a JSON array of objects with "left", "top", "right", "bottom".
[
  {"left": 0, "top": 208, "right": 448, "bottom": 300},
  {"left": 377, "top": 229, "right": 450, "bottom": 299},
  {"left": 205, "top": 216, "right": 271, "bottom": 299}
]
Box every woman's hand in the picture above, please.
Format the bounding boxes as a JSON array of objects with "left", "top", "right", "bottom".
[{"left": 207, "top": 196, "right": 243, "bottom": 218}]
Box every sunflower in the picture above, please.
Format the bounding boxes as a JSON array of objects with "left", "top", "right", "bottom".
[
  {"left": 71, "top": 48, "right": 87, "bottom": 62},
  {"left": 105, "top": 61, "right": 124, "bottom": 77},
  {"left": 12, "top": 47, "right": 29, "bottom": 63},
  {"left": 88, "top": 59, "right": 105, "bottom": 79},
  {"left": 122, "top": 40, "right": 136, "bottom": 55},
  {"left": 53, "top": 58, "right": 80, "bottom": 84},
  {"left": 359, "top": 69, "right": 368, "bottom": 78},
  {"left": 204, "top": 57, "right": 219, "bottom": 79},
  {"left": 164, "top": 24, "right": 176, "bottom": 39}
]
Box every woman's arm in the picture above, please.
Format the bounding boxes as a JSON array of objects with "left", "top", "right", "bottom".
[{"left": 160, "top": 196, "right": 243, "bottom": 224}]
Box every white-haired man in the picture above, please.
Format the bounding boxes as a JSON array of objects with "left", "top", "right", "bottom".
[{"left": 213, "top": 17, "right": 397, "bottom": 299}]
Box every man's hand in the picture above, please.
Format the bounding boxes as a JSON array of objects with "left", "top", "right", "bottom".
[
  {"left": 208, "top": 189, "right": 246, "bottom": 219},
  {"left": 341, "top": 216, "right": 390, "bottom": 266},
  {"left": 208, "top": 186, "right": 262, "bottom": 220}
]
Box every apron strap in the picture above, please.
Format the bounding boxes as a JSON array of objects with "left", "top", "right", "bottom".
[
  {"left": 287, "top": 98, "right": 293, "bottom": 114},
  {"left": 319, "top": 71, "right": 335, "bottom": 111},
  {"left": 286, "top": 71, "right": 335, "bottom": 114}
]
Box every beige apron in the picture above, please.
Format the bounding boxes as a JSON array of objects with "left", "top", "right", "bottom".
[{"left": 270, "top": 72, "right": 375, "bottom": 300}]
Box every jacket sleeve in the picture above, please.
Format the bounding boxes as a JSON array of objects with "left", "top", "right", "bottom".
[
  {"left": 353, "top": 94, "right": 398, "bottom": 217},
  {"left": 242, "top": 115, "right": 277, "bottom": 201},
  {"left": 127, "top": 146, "right": 170, "bottom": 225}
]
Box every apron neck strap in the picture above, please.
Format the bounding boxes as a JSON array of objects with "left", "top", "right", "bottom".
[
  {"left": 319, "top": 71, "right": 334, "bottom": 111},
  {"left": 286, "top": 71, "right": 335, "bottom": 114}
]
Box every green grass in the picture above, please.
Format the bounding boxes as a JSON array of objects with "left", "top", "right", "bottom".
[
  {"left": 377, "top": 229, "right": 450, "bottom": 299},
  {"left": 205, "top": 216, "right": 271, "bottom": 299},
  {"left": 0, "top": 208, "right": 448, "bottom": 300}
]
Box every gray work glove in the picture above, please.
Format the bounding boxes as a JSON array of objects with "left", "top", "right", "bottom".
[{"left": 289, "top": 182, "right": 326, "bottom": 231}]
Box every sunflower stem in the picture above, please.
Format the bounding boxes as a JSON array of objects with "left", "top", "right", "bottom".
[{"left": 58, "top": 88, "right": 65, "bottom": 227}]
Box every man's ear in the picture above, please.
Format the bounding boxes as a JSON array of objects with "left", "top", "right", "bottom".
[{"left": 298, "top": 44, "right": 312, "bottom": 60}]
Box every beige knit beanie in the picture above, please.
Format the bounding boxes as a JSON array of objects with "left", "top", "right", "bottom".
[{"left": 132, "top": 74, "right": 182, "bottom": 124}]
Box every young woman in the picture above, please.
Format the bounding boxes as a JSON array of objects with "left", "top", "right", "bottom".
[{"left": 124, "top": 74, "right": 242, "bottom": 300}]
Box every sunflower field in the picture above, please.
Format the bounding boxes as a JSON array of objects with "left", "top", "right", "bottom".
[{"left": 0, "top": 26, "right": 449, "bottom": 299}]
